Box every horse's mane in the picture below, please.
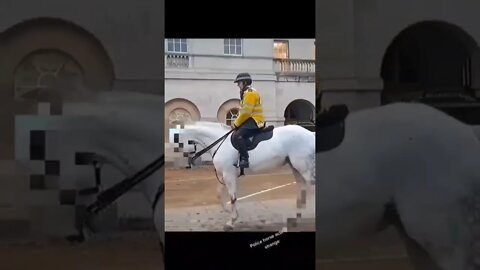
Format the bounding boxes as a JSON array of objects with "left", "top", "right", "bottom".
[
  {"left": 185, "top": 121, "right": 230, "bottom": 131},
  {"left": 57, "top": 91, "right": 164, "bottom": 146}
]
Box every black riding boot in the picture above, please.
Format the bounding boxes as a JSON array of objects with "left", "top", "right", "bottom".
[{"left": 237, "top": 137, "right": 249, "bottom": 168}]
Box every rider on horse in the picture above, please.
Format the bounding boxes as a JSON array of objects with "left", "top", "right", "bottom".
[{"left": 232, "top": 72, "right": 266, "bottom": 169}]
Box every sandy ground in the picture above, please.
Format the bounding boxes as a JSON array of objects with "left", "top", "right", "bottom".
[
  {"left": 0, "top": 232, "right": 163, "bottom": 270},
  {"left": 165, "top": 166, "right": 415, "bottom": 269},
  {"left": 165, "top": 166, "right": 315, "bottom": 231}
]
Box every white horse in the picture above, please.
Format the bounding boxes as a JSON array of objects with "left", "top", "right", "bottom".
[
  {"left": 48, "top": 91, "right": 165, "bottom": 265},
  {"left": 315, "top": 102, "right": 480, "bottom": 270},
  {"left": 177, "top": 121, "right": 315, "bottom": 230}
]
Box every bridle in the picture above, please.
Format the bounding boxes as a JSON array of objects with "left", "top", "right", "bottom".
[{"left": 86, "top": 154, "right": 164, "bottom": 214}]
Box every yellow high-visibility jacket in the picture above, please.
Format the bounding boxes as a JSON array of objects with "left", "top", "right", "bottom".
[{"left": 234, "top": 87, "right": 265, "bottom": 128}]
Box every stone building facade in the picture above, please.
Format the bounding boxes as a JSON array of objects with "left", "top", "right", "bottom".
[{"left": 165, "top": 39, "right": 316, "bottom": 164}]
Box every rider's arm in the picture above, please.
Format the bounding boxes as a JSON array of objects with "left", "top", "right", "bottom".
[{"left": 234, "top": 91, "right": 256, "bottom": 128}]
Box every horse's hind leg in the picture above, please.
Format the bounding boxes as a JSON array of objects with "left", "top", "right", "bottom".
[
  {"left": 290, "top": 166, "right": 307, "bottom": 220},
  {"left": 402, "top": 235, "right": 442, "bottom": 270},
  {"left": 393, "top": 218, "right": 443, "bottom": 270},
  {"left": 288, "top": 155, "right": 314, "bottom": 219},
  {"left": 394, "top": 198, "right": 471, "bottom": 270}
]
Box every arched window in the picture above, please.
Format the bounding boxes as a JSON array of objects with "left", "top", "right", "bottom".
[
  {"left": 226, "top": 108, "right": 239, "bottom": 126},
  {"left": 168, "top": 108, "right": 192, "bottom": 128},
  {"left": 14, "top": 49, "right": 84, "bottom": 100}
]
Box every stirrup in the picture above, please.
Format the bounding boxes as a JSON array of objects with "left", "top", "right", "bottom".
[
  {"left": 239, "top": 158, "right": 249, "bottom": 167},
  {"left": 233, "top": 160, "right": 249, "bottom": 168},
  {"left": 233, "top": 159, "right": 247, "bottom": 177}
]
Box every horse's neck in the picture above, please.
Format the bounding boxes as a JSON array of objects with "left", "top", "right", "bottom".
[{"left": 189, "top": 126, "right": 226, "bottom": 149}]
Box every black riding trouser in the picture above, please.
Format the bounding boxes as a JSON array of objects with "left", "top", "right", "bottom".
[{"left": 233, "top": 118, "right": 261, "bottom": 159}]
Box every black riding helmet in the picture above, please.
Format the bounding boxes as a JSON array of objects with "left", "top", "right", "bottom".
[{"left": 234, "top": 72, "right": 252, "bottom": 85}]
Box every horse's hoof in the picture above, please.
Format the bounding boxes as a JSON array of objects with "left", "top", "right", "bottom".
[{"left": 223, "top": 224, "right": 234, "bottom": 231}]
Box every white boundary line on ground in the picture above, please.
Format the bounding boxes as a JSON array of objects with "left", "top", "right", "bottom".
[
  {"left": 227, "top": 182, "right": 295, "bottom": 204},
  {"left": 167, "top": 171, "right": 293, "bottom": 183}
]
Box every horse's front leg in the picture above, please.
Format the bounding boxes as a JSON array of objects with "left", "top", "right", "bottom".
[
  {"left": 223, "top": 173, "right": 238, "bottom": 231},
  {"left": 216, "top": 179, "right": 228, "bottom": 212}
]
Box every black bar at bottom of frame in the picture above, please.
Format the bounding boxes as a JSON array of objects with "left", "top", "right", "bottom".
[{"left": 165, "top": 232, "right": 315, "bottom": 269}]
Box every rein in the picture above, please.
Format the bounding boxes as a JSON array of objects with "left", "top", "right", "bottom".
[
  {"left": 86, "top": 154, "right": 164, "bottom": 214},
  {"left": 188, "top": 123, "right": 245, "bottom": 185},
  {"left": 189, "top": 128, "right": 235, "bottom": 162}
]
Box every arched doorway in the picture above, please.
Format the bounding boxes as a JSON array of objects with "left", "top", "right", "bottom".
[
  {"left": 284, "top": 99, "right": 315, "bottom": 130},
  {"left": 380, "top": 20, "right": 480, "bottom": 124},
  {"left": 381, "top": 20, "right": 480, "bottom": 104}
]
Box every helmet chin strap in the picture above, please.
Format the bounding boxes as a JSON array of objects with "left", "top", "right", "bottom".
[{"left": 239, "top": 83, "right": 249, "bottom": 100}]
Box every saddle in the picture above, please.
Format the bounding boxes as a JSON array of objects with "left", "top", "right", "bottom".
[
  {"left": 316, "top": 104, "right": 349, "bottom": 153},
  {"left": 231, "top": 125, "right": 274, "bottom": 151}
]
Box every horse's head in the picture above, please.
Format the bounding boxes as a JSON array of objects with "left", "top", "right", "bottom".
[
  {"left": 169, "top": 121, "right": 230, "bottom": 166},
  {"left": 38, "top": 91, "right": 165, "bottom": 241}
]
